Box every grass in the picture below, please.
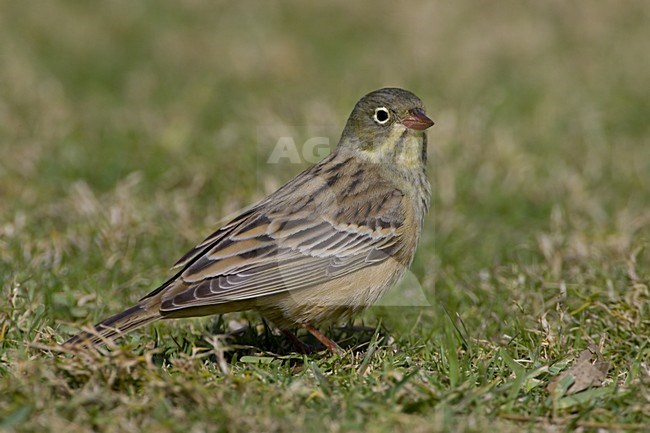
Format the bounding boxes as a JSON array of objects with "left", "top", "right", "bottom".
[{"left": 1, "top": 1, "right": 649, "bottom": 432}]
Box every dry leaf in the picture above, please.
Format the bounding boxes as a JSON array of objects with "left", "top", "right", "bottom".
[{"left": 547, "top": 345, "right": 610, "bottom": 396}]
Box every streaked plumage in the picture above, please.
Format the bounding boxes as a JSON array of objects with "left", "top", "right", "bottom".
[{"left": 65, "top": 87, "right": 434, "bottom": 352}]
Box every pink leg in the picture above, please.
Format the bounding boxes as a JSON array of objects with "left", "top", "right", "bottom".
[
  {"left": 302, "top": 323, "right": 344, "bottom": 355},
  {"left": 281, "top": 329, "right": 311, "bottom": 354}
]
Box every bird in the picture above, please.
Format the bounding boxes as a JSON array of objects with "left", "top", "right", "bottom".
[{"left": 64, "top": 87, "right": 434, "bottom": 353}]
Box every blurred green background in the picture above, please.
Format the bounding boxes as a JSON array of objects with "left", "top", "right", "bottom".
[{"left": 1, "top": 1, "right": 648, "bottom": 431}]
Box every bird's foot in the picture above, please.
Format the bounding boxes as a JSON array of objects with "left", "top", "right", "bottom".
[{"left": 301, "top": 323, "right": 344, "bottom": 355}]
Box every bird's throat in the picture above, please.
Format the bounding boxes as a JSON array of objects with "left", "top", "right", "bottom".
[{"left": 379, "top": 126, "right": 426, "bottom": 170}]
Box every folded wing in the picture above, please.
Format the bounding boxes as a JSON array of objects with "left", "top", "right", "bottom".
[{"left": 152, "top": 155, "right": 407, "bottom": 314}]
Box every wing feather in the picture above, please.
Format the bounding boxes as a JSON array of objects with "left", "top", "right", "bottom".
[{"left": 157, "top": 152, "right": 407, "bottom": 314}]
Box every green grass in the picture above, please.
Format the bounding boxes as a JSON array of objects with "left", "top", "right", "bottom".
[{"left": 1, "top": 1, "right": 649, "bottom": 432}]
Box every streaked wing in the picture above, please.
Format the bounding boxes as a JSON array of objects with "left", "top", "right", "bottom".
[{"left": 157, "top": 152, "right": 406, "bottom": 313}]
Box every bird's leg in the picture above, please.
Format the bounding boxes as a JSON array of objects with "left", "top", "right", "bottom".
[
  {"left": 281, "top": 329, "right": 311, "bottom": 354},
  {"left": 301, "top": 323, "right": 344, "bottom": 355}
]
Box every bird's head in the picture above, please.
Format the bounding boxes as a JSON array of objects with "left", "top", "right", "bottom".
[{"left": 339, "top": 88, "right": 434, "bottom": 169}]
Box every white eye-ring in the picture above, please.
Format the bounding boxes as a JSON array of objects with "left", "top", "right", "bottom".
[{"left": 373, "top": 107, "right": 390, "bottom": 125}]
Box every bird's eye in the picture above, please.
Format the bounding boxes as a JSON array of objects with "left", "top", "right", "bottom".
[{"left": 373, "top": 107, "right": 390, "bottom": 125}]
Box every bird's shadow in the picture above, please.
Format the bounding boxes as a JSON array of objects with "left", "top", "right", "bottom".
[{"left": 151, "top": 316, "right": 387, "bottom": 367}]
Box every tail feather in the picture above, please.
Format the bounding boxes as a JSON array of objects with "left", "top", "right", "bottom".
[{"left": 64, "top": 304, "right": 161, "bottom": 348}]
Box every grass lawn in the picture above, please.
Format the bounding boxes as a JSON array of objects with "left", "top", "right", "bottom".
[{"left": 1, "top": 1, "right": 648, "bottom": 432}]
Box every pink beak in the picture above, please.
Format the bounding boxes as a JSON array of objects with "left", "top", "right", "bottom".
[{"left": 401, "top": 108, "right": 434, "bottom": 130}]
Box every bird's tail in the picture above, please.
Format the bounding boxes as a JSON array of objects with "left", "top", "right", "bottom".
[{"left": 64, "top": 303, "right": 161, "bottom": 348}]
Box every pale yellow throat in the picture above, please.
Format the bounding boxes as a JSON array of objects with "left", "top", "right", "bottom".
[{"left": 361, "top": 124, "right": 423, "bottom": 169}]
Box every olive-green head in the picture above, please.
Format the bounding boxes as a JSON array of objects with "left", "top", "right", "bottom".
[{"left": 338, "top": 88, "right": 434, "bottom": 166}]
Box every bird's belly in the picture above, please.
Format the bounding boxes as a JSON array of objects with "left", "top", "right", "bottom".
[{"left": 255, "top": 259, "right": 405, "bottom": 328}]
